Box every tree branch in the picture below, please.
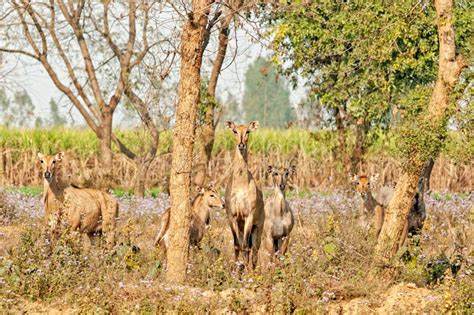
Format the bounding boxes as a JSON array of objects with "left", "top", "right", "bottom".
[{"left": 57, "top": 0, "right": 106, "bottom": 110}]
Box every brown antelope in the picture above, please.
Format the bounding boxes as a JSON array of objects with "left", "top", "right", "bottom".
[
  {"left": 154, "top": 185, "right": 224, "bottom": 250},
  {"left": 353, "top": 174, "right": 426, "bottom": 247},
  {"left": 225, "top": 121, "right": 265, "bottom": 269},
  {"left": 353, "top": 174, "right": 386, "bottom": 240},
  {"left": 263, "top": 165, "right": 295, "bottom": 260},
  {"left": 37, "top": 152, "right": 118, "bottom": 248}
]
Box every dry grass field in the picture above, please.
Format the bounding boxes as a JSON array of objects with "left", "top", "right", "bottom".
[{"left": 0, "top": 188, "right": 472, "bottom": 313}]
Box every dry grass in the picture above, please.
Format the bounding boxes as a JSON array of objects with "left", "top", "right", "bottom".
[{"left": 0, "top": 189, "right": 472, "bottom": 313}]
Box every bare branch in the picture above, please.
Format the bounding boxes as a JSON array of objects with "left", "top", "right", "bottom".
[{"left": 57, "top": 0, "right": 106, "bottom": 110}]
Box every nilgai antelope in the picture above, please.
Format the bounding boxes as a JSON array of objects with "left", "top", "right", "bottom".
[
  {"left": 37, "top": 152, "right": 118, "bottom": 248},
  {"left": 154, "top": 185, "right": 224, "bottom": 250},
  {"left": 225, "top": 121, "right": 265, "bottom": 269},
  {"left": 263, "top": 165, "right": 295, "bottom": 260},
  {"left": 353, "top": 174, "right": 426, "bottom": 247}
]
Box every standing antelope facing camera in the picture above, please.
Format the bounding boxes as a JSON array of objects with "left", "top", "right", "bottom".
[
  {"left": 263, "top": 165, "right": 295, "bottom": 261},
  {"left": 37, "top": 152, "right": 118, "bottom": 248},
  {"left": 353, "top": 174, "right": 386, "bottom": 240},
  {"left": 225, "top": 121, "right": 265, "bottom": 270},
  {"left": 353, "top": 174, "right": 426, "bottom": 247},
  {"left": 154, "top": 185, "right": 224, "bottom": 251}
]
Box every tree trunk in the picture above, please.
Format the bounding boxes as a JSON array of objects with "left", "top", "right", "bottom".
[
  {"left": 133, "top": 158, "right": 152, "bottom": 198},
  {"left": 351, "top": 117, "right": 367, "bottom": 174},
  {"left": 166, "top": 0, "right": 213, "bottom": 284},
  {"left": 335, "top": 107, "right": 350, "bottom": 171},
  {"left": 99, "top": 111, "right": 113, "bottom": 185},
  {"left": 421, "top": 158, "right": 435, "bottom": 193},
  {"left": 373, "top": 0, "right": 465, "bottom": 275},
  {"left": 194, "top": 8, "right": 236, "bottom": 187}
]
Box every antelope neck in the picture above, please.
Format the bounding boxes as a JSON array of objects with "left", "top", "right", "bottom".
[
  {"left": 362, "top": 191, "right": 378, "bottom": 209},
  {"left": 192, "top": 194, "right": 210, "bottom": 225},
  {"left": 232, "top": 147, "right": 249, "bottom": 177}
]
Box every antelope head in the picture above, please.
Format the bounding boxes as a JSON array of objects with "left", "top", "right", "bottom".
[
  {"left": 268, "top": 165, "right": 296, "bottom": 194},
  {"left": 37, "top": 152, "right": 64, "bottom": 182},
  {"left": 226, "top": 121, "right": 259, "bottom": 154},
  {"left": 197, "top": 184, "right": 225, "bottom": 209},
  {"left": 352, "top": 173, "right": 379, "bottom": 197}
]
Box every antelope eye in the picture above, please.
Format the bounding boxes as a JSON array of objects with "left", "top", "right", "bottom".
[
  {"left": 285, "top": 172, "right": 289, "bottom": 176},
  {"left": 233, "top": 130, "right": 237, "bottom": 134},
  {"left": 246, "top": 131, "right": 250, "bottom": 134},
  {"left": 273, "top": 172, "right": 278, "bottom": 176},
  {"left": 40, "top": 160, "right": 44, "bottom": 164},
  {"left": 52, "top": 160, "right": 56, "bottom": 164},
  {"left": 210, "top": 194, "right": 215, "bottom": 197}
]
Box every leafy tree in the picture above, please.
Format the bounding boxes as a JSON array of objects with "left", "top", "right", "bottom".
[
  {"left": 242, "top": 57, "right": 295, "bottom": 128},
  {"left": 265, "top": 0, "right": 472, "bottom": 171},
  {"left": 223, "top": 92, "right": 241, "bottom": 123},
  {"left": 49, "top": 98, "right": 67, "bottom": 127},
  {"left": 0, "top": 88, "right": 36, "bottom": 127}
]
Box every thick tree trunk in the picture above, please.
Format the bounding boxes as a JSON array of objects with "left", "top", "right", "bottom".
[
  {"left": 99, "top": 111, "right": 114, "bottom": 184},
  {"left": 421, "top": 158, "right": 435, "bottom": 193},
  {"left": 351, "top": 118, "right": 367, "bottom": 174},
  {"left": 335, "top": 107, "right": 350, "bottom": 171},
  {"left": 166, "top": 0, "right": 213, "bottom": 284},
  {"left": 194, "top": 8, "right": 234, "bottom": 187},
  {"left": 133, "top": 158, "right": 152, "bottom": 197},
  {"left": 373, "top": 0, "right": 465, "bottom": 275}
]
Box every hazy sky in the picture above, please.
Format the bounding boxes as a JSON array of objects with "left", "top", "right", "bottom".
[{"left": 2, "top": 25, "right": 304, "bottom": 128}]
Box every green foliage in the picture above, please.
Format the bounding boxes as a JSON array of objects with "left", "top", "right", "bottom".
[
  {"left": 48, "top": 98, "right": 67, "bottom": 127},
  {"left": 0, "top": 127, "right": 470, "bottom": 163},
  {"left": 0, "top": 88, "right": 38, "bottom": 128},
  {"left": 242, "top": 57, "right": 295, "bottom": 128},
  {"left": 264, "top": 0, "right": 473, "bottom": 157},
  {"left": 268, "top": 1, "right": 438, "bottom": 122},
  {"left": 197, "top": 79, "right": 218, "bottom": 125},
  {"left": 396, "top": 116, "right": 448, "bottom": 171},
  {"left": 5, "top": 186, "right": 43, "bottom": 197}
]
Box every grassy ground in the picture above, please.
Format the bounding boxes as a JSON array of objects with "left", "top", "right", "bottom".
[{"left": 0, "top": 189, "right": 472, "bottom": 313}]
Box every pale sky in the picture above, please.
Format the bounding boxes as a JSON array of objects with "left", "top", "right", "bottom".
[{"left": 1, "top": 21, "right": 304, "bottom": 128}]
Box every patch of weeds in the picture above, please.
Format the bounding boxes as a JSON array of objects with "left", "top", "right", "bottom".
[
  {"left": 113, "top": 188, "right": 133, "bottom": 198},
  {"left": 146, "top": 187, "right": 161, "bottom": 198},
  {"left": 0, "top": 225, "right": 87, "bottom": 300},
  {"left": 0, "top": 191, "right": 18, "bottom": 224},
  {"left": 5, "top": 186, "right": 43, "bottom": 197}
]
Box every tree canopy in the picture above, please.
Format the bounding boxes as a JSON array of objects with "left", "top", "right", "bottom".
[{"left": 266, "top": 0, "right": 473, "bottom": 128}]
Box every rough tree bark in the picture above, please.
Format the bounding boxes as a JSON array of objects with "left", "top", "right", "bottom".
[
  {"left": 166, "top": 0, "right": 213, "bottom": 284},
  {"left": 373, "top": 0, "right": 465, "bottom": 275},
  {"left": 351, "top": 117, "right": 368, "bottom": 174},
  {"left": 194, "top": 2, "right": 240, "bottom": 187},
  {"left": 335, "top": 106, "right": 351, "bottom": 172},
  {"left": 421, "top": 158, "right": 435, "bottom": 193}
]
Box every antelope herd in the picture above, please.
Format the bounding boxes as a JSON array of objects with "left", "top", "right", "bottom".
[{"left": 36, "top": 120, "right": 427, "bottom": 270}]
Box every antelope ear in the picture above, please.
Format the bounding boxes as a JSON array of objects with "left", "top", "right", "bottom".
[
  {"left": 37, "top": 152, "right": 44, "bottom": 160},
  {"left": 55, "top": 152, "right": 65, "bottom": 161},
  {"left": 370, "top": 173, "right": 379, "bottom": 183},
  {"left": 35, "top": 158, "right": 42, "bottom": 169},
  {"left": 248, "top": 121, "right": 259, "bottom": 131},
  {"left": 207, "top": 182, "right": 215, "bottom": 190},
  {"left": 267, "top": 165, "right": 273, "bottom": 173},
  {"left": 226, "top": 121, "right": 235, "bottom": 129},
  {"left": 289, "top": 165, "right": 296, "bottom": 175},
  {"left": 195, "top": 186, "right": 205, "bottom": 194},
  {"left": 349, "top": 173, "right": 358, "bottom": 183}
]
